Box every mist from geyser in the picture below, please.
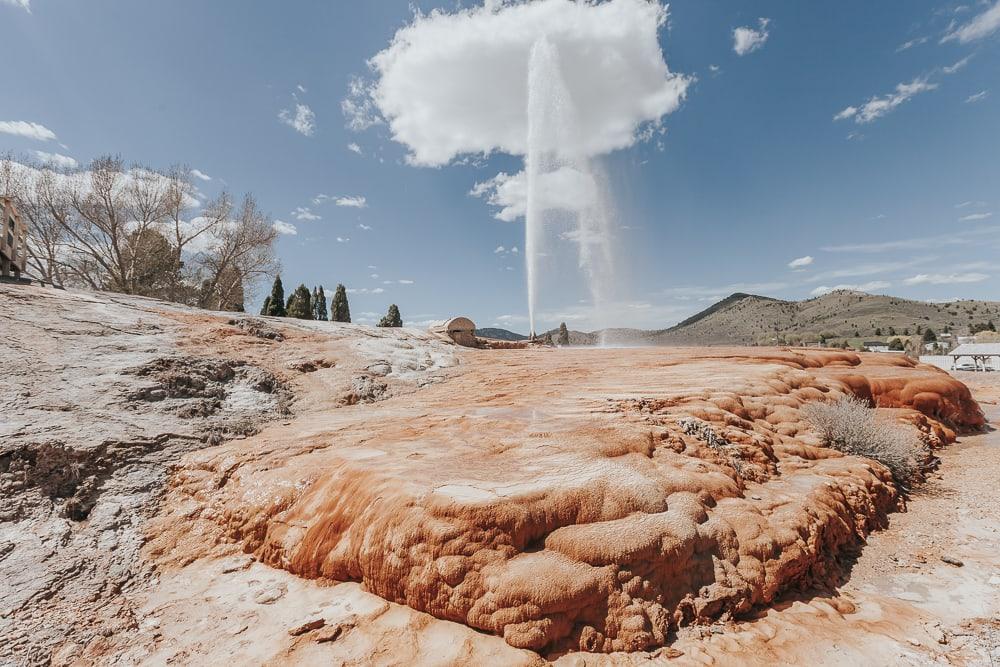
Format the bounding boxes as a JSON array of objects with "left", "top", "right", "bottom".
[{"left": 525, "top": 36, "right": 617, "bottom": 339}]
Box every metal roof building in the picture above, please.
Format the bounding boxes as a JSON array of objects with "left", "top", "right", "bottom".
[{"left": 949, "top": 343, "right": 1000, "bottom": 371}]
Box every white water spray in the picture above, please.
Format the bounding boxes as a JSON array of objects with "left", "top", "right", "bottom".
[{"left": 525, "top": 36, "right": 617, "bottom": 338}]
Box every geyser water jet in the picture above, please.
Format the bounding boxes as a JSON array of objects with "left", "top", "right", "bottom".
[{"left": 525, "top": 35, "right": 617, "bottom": 338}]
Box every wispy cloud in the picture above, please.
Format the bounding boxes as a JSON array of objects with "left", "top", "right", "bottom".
[
  {"left": 956, "top": 200, "right": 987, "bottom": 208},
  {"left": 342, "top": 75, "right": 382, "bottom": 131},
  {"left": 190, "top": 168, "right": 212, "bottom": 182},
  {"left": 807, "top": 260, "right": 927, "bottom": 283},
  {"left": 312, "top": 193, "right": 367, "bottom": 208},
  {"left": 942, "top": 0, "right": 1000, "bottom": 43},
  {"left": 32, "top": 150, "right": 77, "bottom": 169},
  {"left": 336, "top": 236, "right": 350, "bottom": 243},
  {"left": 942, "top": 55, "right": 973, "bottom": 74},
  {"left": 822, "top": 227, "right": 1000, "bottom": 253},
  {"left": 347, "top": 142, "right": 363, "bottom": 155},
  {"left": 273, "top": 220, "right": 298, "bottom": 235},
  {"left": 965, "top": 90, "right": 989, "bottom": 104},
  {"left": 788, "top": 255, "right": 813, "bottom": 269},
  {"left": 334, "top": 195, "right": 367, "bottom": 208},
  {"left": 278, "top": 95, "right": 316, "bottom": 137},
  {"left": 0, "top": 120, "right": 56, "bottom": 141},
  {"left": 733, "top": 18, "right": 770, "bottom": 56},
  {"left": 959, "top": 211, "right": 992, "bottom": 221},
  {"left": 896, "top": 35, "right": 929, "bottom": 52},
  {"left": 0, "top": 0, "right": 30, "bottom": 13},
  {"left": 834, "top": 77, "right": 937, "bottom": 124},
  {"left": 660, "top": 281, "right": 790, "bottom": 300},
  {"left": 903, "top": 272, "right": 989, "bottom": 285},
  {"left": 292, "top": 206, "right": 320, "bottom": 221},
  {"left": 357, "top": 223, "right": 372, "bottom": 231}
]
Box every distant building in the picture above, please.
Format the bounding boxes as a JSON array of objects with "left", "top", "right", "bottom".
[
  {"left": 949, "top": 343, "right": 1000, "bottom": 371},
  {"left": 0, "top": 197, "right": 28, "bottom": 280},
  {"left": 863, "top": 341, "right": 890, "bottom": 353}
]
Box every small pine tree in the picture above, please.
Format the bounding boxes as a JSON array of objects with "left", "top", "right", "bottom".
[
  {"left": 331, "top": 284, "right": 351, "bottom": 323},
  {"left": 874, "top": 327, "right": 882, "bottom": 336},
  {"left": 922, "top": 328, "right": 936, "bottom": 342},
  {"left": 990, "top": 320, "right": 997, "bottom": 332},
  {"left": 312, "top": 285, "right": 328, "bottom": 321},
  {"left": 557, "top": 322, "right": 569, "bottom": 346},
  {"left": 260, "top": 296, "right": 271, "bottom": 316},
  {"left": 888, "top": 337, "right": 904, "bottom": 351},
  {"left": 265, "top": 275, "right": 286, "bottom": 317},
  {"left": 378, "top": 304, "right": 402, "bottom": 327},
  {"left": 888, "top": 326, "right": 896, "bottom": 336},
  {"left": 287, "top": 284, "right": 314, "bottom": 319}
]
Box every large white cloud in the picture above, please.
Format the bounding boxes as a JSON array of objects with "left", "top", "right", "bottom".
[{"left": 345, "top": 0, "right": 690, "bottom": 167}]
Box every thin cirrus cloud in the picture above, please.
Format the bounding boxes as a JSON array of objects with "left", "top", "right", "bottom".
[
  {"left": 896, "top": 35, "right": 929, "bottom": 52},
  {"left": 833, "top": 56, "right": 969, "bottom": 125},
  {"left": 312, "top": 193, "right": 367, "bottom": 208},
  {"left": 189, "top": 169, "right": 212, "bottom": 182},
  {"left": 732, "top": 18, "right": 770, "bottom": 56},
  {"left": 941, "top": 0, "right": 1000, "bottom": 43},
  {"left": 834, "top": 78, "right": 937, "bottom": 124},
  {"left": 788, "top": 255, "right": 813, "bottom": 269},
  {"left": 0, "top": 120, "right": 56, "bottom": 141},
  {"left": 822, "top": 226, "right": 1000, "bottom": 253},
  {"left": 1, "top": 0, "right": 31, "bottom": 12},
  {"left": 959, "top": 212, "right": 992, "bottom": 221},
  {"left": 343, "top": 0, "right": 691, "bottom": 167},
  {"left": 903, "top": 272, "right": 989, "bottom": 285},
  {"left": 965, "top": 90, "right": 989, "bottom": 104}
]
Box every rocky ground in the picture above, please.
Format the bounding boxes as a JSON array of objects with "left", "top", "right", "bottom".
[{"left": 2, "top": 284, "right": 997, "bottom": 666}]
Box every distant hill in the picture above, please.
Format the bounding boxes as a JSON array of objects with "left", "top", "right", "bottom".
[
  {"left": 559, "top": 290, "right": 1000, "bottom": 347},
  {"left": 475, "top": 327, "right": 529, "bottom": 341}
]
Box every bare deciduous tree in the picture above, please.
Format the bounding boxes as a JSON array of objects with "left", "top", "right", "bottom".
[{"left": 0, "top": 155, "right": 278, "bottom": 311}]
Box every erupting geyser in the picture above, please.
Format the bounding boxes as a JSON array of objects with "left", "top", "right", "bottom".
[
  {"left": 525, "top": 35, "right": 617, "bottom": 337},
  {"left": 348, "top": 0, "right": 691, "bottom": 332}
]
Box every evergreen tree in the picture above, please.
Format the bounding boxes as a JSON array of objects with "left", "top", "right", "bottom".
[
  {"left": 922, "top": 328, "right": 937, "bottom": 342},
  {"left": 260, "top": 296, "right": 271, "bottom": 316},
  {"left": 874, "top": 327, "right": 882, "bottom": 336},
  {"left": 287, "top": 284, "right": 314, "bottom": 319},
  {"left": 990, "top": 320, "right": 997, "bottom": 332},
  {"left": 265, "top": 275, "right": 286, "bottom": 317},
  {"left": 377, "top": 304, "right": 402, "bottom": 327},
  {"left": 888, "top": 338, "right": 904, "bottom": 351},
  {"left": 331, "top": 283, "right": 351, "bottom": 323},
  {"left": 557, "top": 322, "right": 570, "bottom": 346},
  {"left": 312, "top": 285, "right": 328, "bottom": 321}
]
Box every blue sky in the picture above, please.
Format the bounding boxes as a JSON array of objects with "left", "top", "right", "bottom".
[{"left": 2, "top": 0, "right": 998, "bottom": 332}]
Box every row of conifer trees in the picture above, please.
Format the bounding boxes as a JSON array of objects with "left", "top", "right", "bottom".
[{"left": 259, "top": 275, "right": 402, "bottom": 327}]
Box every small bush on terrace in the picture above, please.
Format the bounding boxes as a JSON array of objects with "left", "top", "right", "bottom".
[{"left": 802, "top": 394, "right": 927, "bottom": 487}]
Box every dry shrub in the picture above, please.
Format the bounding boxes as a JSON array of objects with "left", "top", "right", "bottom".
[{"left": 802, "top": 394, "right": 927, "bottom": 486}]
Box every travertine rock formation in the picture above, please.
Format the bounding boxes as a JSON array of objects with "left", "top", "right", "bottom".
[
  {"left": 1, "top": 283, "right": 984, "bottom": 663},
  {"left": 148, "top": 345, "right": 982, "bottom": 654}
]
